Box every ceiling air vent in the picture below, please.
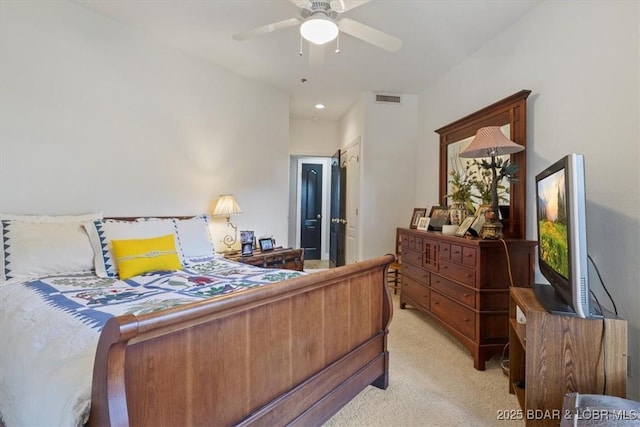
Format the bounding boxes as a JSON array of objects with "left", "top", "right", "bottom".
[{"left": 375, "top": 94, "right": 402, "bottom": 104}]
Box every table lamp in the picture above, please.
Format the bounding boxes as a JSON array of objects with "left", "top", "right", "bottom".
[
  {"left": 212, "top": 194, "right": 243, "bottom": 252},
  {"left": 459, "top": 126, "right": 524, "bottom": 239}
]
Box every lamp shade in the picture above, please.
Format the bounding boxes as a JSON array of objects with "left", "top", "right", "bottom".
[
  {"left": 300, "top": 16, "right": 339, "bottom": 45},
  {"left": 212, "top": 195, "right": 242, "bottom": 217},
  {"left": 459, "top": 126, "right": 524, "bottom": 158}
]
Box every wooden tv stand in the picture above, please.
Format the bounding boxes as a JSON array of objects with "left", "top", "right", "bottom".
[{"left": 509, "top": 287, "right": 628, "bottom": 426}]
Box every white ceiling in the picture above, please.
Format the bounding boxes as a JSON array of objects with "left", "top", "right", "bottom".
[{"left": 74, "top": 0, "right": 542, "bottom": 121}]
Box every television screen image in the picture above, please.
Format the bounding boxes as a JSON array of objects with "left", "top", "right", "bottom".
[
  {"left": 534, "top": 153, "right": 600, "bottom": 319},
  {"left": 537, "top": 168, "right": 569, "bottom": 280}
]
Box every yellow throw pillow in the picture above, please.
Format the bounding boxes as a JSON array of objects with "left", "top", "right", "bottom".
[{"left": 111, "top": 234, "right": 182, "bottom": 280}]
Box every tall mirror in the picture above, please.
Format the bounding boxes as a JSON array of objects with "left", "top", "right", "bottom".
[{"left": 435, "top": 90, "right": 531, "bottom": 239}]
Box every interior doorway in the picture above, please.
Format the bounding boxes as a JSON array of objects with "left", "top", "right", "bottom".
[
  {"left": 299, "top": 162, "right": 322, "bottom": 259},
  {"left": 294, "top": 157, "right": 330, "bottom": 261}
]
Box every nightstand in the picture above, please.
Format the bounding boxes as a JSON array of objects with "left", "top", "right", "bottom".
[{"left": 223, "top": 247, "right": 304, "bottom": 272}]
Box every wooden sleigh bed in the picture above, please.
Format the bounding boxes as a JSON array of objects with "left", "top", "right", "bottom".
[
  {"left": 0, "top": 214, "right": 394, "bottom": 426},
  {"left": 89, "top": 254, "right": 395, "bottom": 426}
]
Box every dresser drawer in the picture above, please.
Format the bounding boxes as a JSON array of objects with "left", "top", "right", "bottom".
[
  {"left": 402, "top": 263, "right": 430, "bottom": 285},
  {"left": 440, "top": 259, "right": 476, "bottom": 287},
  {"left": 401, "top": 233, "right": 424, "bottom": 251},
  {"left": 442, "top": 243, "right": 475, "bottom": 265},
  {"left": 440, "top": 242, "right": 451, "bottom": 261},
  {"left": 430, "top": 292, "right": 476, "bottom": 340},
  {"left": 449, "top": 244, "right": 463, "bottom": 263},
  {"left": 462, "top": 246, "right": 477, "bottom": 267},
  {"left": 431, "top": 274, "right": 475, "bottom": 308},
  {"left": 402, "top": 277, "right": 430, "bottom": 310},
  {"left": 402, "top": 248, "right": 423, "bottom": 266}
]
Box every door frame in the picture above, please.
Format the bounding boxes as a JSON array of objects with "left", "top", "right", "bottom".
[
  {"left": 343, "top": 139, "right": 361, "bottom": 265},
  {"left": 295, "top": 157, "right": 331, "bottom": 260}
]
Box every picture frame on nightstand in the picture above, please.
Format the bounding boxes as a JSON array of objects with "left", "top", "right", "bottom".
[
  {"left": 240, "top": 230, "right": 254, "bottom": 244},
  {"left": 258, "top": 238, "right": 274, "bottom": 251},
  {"left": 241, "top": 242, "right": 253, "bottom": 256}
]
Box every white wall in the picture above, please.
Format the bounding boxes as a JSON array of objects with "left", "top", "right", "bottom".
[
  {"left": 418, "top": 1, "right": 640, "bottom": 398},
  {"left": 0, "top": 1, "right": 291, "bottom": 249},
  {"left": 340, "top": 93, "right": 419, "bottom": 261},
  {"left": 290, "top": 119, "right": 339, "bottom": 156}
]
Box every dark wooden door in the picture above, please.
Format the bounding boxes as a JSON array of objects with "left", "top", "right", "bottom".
[
  {"left": 329, "top": 150, "right": 346, "bottom": 267},
  {"left": 300, "top": 163, "right": 323, "bottom": 260}
]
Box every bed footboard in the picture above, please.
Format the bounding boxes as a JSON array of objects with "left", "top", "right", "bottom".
[{"left": 89, "top": 254, "right": 394, "bottom": 426}]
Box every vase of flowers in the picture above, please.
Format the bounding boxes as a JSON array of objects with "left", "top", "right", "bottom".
[{"left": 446, "top": 168, "right": 474, "bottom": 225}]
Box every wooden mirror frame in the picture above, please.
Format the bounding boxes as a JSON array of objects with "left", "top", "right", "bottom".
[{"left": 435, "top": 90, "right": 531, "bottom": 239}]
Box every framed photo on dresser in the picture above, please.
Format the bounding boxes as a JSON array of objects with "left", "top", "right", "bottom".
[
  {"left": 417, "top": 217, "right": 430, "bottom": 231},
  {"left": 455, "top": 216, "right": 474, "bottom": 237},
  {"left": 427, "top": 206, "right": 449, "bottom": 231},
  {"left": 410, "top": 208, "right": 427, "bottom": 229}
]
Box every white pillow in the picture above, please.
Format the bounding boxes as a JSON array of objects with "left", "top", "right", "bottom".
[
  {"left": 0, "top": 213, "right": 103, "bottom": 223},
  {"left": 136, "top": 216, "right": 220, "bottom": 264},
  {"left": 173, "top": 215, "right": 219, "bottom": 264},
  {"left": 0, "top": 213, "right": 103, "bottom": 282},
  {"left": 84, "top": 219, "right": 179, "bottom": 278}
]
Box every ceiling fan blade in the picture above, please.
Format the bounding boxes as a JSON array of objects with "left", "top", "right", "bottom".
[
  {"left": 338, "top": 18, "right": 402, "bottom": 52},
  {"left": 330, "top": 0, "right": 371, "bottom": 13},
  {"left": 233, "top": 17, "right": 301, "bottom": 41},
  {"left": 289, "top": 0, "right": 311, "bottom": 9}
]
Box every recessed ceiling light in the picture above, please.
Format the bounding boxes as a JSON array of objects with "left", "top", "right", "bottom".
[{"left": 315, "top": 103, "right": 326, "bottom": 110}]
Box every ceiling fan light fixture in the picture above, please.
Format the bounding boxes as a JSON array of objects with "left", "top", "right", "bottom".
[{"left": 300, "top": 16, "right": 339, "bottom": 45}]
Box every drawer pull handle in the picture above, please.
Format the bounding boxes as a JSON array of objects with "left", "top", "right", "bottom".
[
  {"left": 433, "top": 301, "right": 439, "bottom": 305},
  {"left": 464, "top": 318, "right": 470, "bottom": 322},
  {"left": 463, "top": 293, "right": 470, "bottom": 297},
  {"left": 454, "top": 250, "right": 460, "bottom": 254},
  {"left": 465, "top": 274, "right": 472, "bottom": 277}
]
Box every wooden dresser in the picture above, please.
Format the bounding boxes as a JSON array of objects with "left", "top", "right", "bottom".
[{"left": 397, "top": 227, "right": 536, "bottom": 370}]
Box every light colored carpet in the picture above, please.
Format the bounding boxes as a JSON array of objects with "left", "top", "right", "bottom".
[
  {"left": 324, "top": 294, "right": 525, "bottom": 427},
  {"left": 304, "top": 260, "right": 331, "bottom": 270}
]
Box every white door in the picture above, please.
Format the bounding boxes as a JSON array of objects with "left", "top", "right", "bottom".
[{"left": 344, "top": 140, "right": 360, "bottom": 264}]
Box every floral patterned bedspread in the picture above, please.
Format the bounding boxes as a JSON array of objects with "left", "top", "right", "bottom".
[
  {"left": 0, "top": 258, "right": 303, "bottom": 427},
  {"left": 24, "top": 257, "right": 303, "bottom": 331}
]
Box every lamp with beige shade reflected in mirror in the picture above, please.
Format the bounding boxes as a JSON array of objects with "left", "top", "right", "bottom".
[
  {"left": 212, "top": 194, "right": 243, "bottom": 253},
  {"left": 459, "top": 126, "right": 524, "bottom": 239}
]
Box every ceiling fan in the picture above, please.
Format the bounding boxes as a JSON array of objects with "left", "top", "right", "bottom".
[{"left": 232, "top": 0, "right": 402, "bottom": 53}]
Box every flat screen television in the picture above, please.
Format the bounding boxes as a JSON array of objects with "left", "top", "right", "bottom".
[{"left": 534, "top": 153, "right": 600, "bottom": 318}]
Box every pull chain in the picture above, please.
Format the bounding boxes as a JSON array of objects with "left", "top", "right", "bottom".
[
  {"left": 299, "top": 33, "right": 303, "bottom": 56},
  {"left": 335, "top": 32, "right": 341, "bottom": 54}
]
